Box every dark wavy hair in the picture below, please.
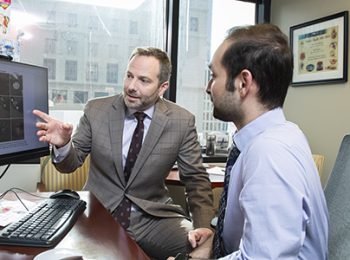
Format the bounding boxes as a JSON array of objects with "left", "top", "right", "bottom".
[
  {"left": 129, "top": 47, "right": 172, "bottom": 86},
  {"left": 222, "top": 24, "right": 293, "bottom": 109}
]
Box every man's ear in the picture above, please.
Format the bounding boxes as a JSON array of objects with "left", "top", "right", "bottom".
[
  {"left": 237, "top": 69, "right": 253, "bottom": 96},
  {"left": 158, "top": 81, "right": 169, "bottom": 96}
]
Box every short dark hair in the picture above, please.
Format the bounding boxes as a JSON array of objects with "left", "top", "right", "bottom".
[
  {"left": 222, "top": 24, "right": 293, "bottom": 109},
  {"left": 129, "top": 47, "right": 172, "bottom": 85}
]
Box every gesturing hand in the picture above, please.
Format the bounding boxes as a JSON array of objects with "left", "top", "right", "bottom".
[{"left": 33, "top": 109, "right": 73, "bottom": 148}]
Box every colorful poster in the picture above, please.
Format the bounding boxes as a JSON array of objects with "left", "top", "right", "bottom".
[
  {"left": 0, "top": 0, "right": 11, "bottom": 10},
  {"left": 0, "top": 0, "right": 11, "bottom": 33},
  {"left": 298, "top": 26, "right": 339, "bottom": 75}
]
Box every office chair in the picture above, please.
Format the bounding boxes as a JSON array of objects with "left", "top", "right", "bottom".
[
  {"left": 324, "top": 134, "right": 350, "bottom": 259},
  {"left": 312, "top": 154, "right": 325, "bottom": 177},
  {"left": 37, "top": 155, "right": 90, "bottom": 192}
]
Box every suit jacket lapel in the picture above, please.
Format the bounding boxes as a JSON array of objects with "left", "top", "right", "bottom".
[
  {"left": 110, "top": 95, "right": 126, "bottom": 186},
  {"left": 126, "top": 98, "right": 169, "bottom": 186}
]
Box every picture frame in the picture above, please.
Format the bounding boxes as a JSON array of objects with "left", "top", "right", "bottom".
[{"left": 290, "top": 11, "right": 348, "bottom": 86}]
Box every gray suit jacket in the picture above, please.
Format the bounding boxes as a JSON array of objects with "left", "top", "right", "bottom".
[{"left": 55, "top": 94, "right": 215, "bottom": 228}]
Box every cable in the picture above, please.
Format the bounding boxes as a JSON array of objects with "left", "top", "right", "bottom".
[
  {"left": 0, "top": 187, "right": 50, "bottom": 212},
  {"left": 0, "top": 164, "right": 11, "bottom": 179}
]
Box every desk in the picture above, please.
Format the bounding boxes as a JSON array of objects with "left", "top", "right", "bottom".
[
  {"left": 166, "top": 164, "right": 225, "bottom": 214},
  {"left": 166, "top": 163, "right": 225, "bottom": 188},
  {"left": 0, "top": 191, "right": 150, "bottom": 260}
]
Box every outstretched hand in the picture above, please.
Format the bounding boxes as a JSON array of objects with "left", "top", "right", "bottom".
[{"left": 33, "top": 109, "right": 73, "bottom": 148}]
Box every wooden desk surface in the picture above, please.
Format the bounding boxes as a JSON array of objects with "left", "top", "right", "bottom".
[
  {"left": 0, "top": 191, "right": 150, "bottom": 260},
  {"left": 166, "top": 163, "right": 225, "bottom": 188}
]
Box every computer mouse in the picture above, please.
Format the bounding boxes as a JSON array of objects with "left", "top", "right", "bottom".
[
  {"left": 34, "top": 248, "right": 83, "bottom": 260},
  {"left": 50, "top": 189, "right": 80, "bottom": 200}
]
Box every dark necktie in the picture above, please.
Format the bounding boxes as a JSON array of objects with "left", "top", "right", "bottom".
[
  {"left": 113, "top": 112, "right": 146, "bottom": 229},
  {"left": 213, "top": 144, "right": 240, "bottom": 258}
]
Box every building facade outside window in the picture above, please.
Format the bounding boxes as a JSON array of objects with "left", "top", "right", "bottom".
[
  {"left": 5, "top": 0, "right": 254, "bottom": 137},
  {"left": 65, "top": 60, "right": 78, "bottom": 81},
  {"left": 176, "top": 0, "right": 255, "bottom": 147}
]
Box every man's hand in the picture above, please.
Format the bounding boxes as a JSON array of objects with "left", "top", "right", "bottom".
[
  {"left": 167, "top": 229, "right": 214, "bottom": 260},
  {"left": 188, "top": 228, "right": 213, "bottom": 248},
  {"left": 188, "top": 228, "right": 214, "bottom": 258},
  {"left": 33, "top": 109, "right": 73, "bottom": 147}
]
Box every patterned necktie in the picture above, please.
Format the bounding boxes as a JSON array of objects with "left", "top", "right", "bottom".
[
  {"left": 213, "top": 144, "right": 240, "bottom": 258},
  {"left": 113, "top": 112, "right": 146, "bottom": 229}
]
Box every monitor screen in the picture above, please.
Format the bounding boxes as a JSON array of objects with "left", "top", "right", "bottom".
[{"left": 0, "top": 59, "right": 50, "bottom": 166}]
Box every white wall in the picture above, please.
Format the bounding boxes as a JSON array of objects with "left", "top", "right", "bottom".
[
  {"left": 271, "top": 0, "right": 350, "bottom": 187},
  {"left": 0, "top": 164, "right": 41, "bottom": 193}
]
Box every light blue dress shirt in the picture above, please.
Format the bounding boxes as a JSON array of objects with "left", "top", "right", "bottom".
[{"left": 220, "top": 108, "right": 329, "bottom": 260}]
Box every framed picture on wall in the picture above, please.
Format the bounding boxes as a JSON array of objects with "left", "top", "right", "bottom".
[{"left": 290, "top": 11, "right": 348, "bottom": 86}]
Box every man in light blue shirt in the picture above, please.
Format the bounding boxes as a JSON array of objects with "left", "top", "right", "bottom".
[{"left": 188, "top": 24, "right": 329, "bottom": 259}]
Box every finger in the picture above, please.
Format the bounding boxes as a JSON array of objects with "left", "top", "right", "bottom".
[
  {"left": 38, "top": 135, "right": 49, "bottom": 143},
  {"left": 37, "top": 130, "right": 47, "bottom": 136},
  {"left": 33, "top": 109, "right": 51, "bottom": 122},
  {"left": 36, "top": 122, "right": 47, "bottom": 130},
  {"left": 188, "top": 232, "right": 198, "bottom": 248}
]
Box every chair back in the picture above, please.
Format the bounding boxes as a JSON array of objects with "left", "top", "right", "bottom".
[
  {"left": 312, "top": 154, "right": 325, "bottom": 177},
  {"left": 324, "top": 134, "right": 350, "bottom": 259},
  {"left": 39, "top": 155, "right": 90, "bottom": 191}
]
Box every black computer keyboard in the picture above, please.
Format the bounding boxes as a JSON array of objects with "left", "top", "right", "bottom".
[{"left": 0, "top": 198, "right": 86, "bottom": 247}]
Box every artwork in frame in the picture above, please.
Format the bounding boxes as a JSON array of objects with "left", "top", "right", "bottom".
[{"left": 290, "top": 11, "right": 348, "bottom": 86}]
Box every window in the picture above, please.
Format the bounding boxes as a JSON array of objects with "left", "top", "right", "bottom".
[
  {"left": 107, "top": 63, "right": 118, "bottom": 84},
  {"left": 175, "top": 0, "right": 255, "bottom": 145},
  {"left": 43, "top": 58, "right": 56, "bottom": 80},
  {"left": 129, "top": 21, "right": 138, "bottom": 35},
  {"left": 52, "top": 89, "right": 67, "bottom": 104},
  {"left": 74, "top": 91, "right": 88, "bottom": 104},
  {"left": 44, "top": 38, "right": 56, "bottom": 54},
  {"left": 68, "top": 13, "right": 78, "bottom": 27},
  {"left": 88, "top": 15, "right": 98, "bottom": 30},
  {"left": 86, "top": 62, "right": 98, "bottom": 82},
  {"left": 47, "top": 10, "right": 56, "bottom": 24},
  {"left": 65, "top": 60, "right": 78, "bottom": 81},
  {"left": 18, "top": 0, "right": 164, "bottom": 112},
  {"left": 190, "top": 17, "right": 199, "bottom": 32},
  {"left": 7, "top": 0, "right": 257, "bottom": 130}
]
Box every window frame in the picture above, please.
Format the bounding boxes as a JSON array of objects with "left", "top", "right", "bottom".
[{"left": 164, "top": 0, "right": 270, "bottom": 102}]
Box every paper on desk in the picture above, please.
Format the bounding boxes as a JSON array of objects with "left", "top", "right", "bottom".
[
  {"left": 207, "top": 166, "right": 225, "bottom": 175},
  {"left": 0, "top": 199, "right": 37, "bottom": 227}
]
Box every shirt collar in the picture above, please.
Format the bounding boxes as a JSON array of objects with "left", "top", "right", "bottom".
[
  {"left": 233, "top": 107, "right": 286, "bottom": 152},
  {"left": 126, "top": 105, "right": 155, "bottom": 120}
]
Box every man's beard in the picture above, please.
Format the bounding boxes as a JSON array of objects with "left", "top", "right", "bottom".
[{"left": 213, "top": 107, "right": 231, "bottom": 122}]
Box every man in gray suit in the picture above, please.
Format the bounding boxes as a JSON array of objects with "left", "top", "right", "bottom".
[{"left": 33, "top": 47, "right": 215, "bottom": 259}]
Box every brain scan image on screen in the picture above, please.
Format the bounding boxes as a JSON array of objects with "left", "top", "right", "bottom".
[
  {"left": 0, "top": 71, "right": 24, "bottom": 142},
  {"left": 0, "top": 60, "right": 49, "bottom": 165}
]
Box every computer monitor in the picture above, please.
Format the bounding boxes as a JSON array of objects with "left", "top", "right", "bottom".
[{"left": 0, "top": 59, "right": 50, "bottom": 166}]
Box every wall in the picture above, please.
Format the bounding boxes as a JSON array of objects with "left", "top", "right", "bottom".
[
  {"left": 271, "top": 0, "right": 350, "bottom": 186},
  {"left": 0, "top": 164, "right": 41, "bottom": 193}
]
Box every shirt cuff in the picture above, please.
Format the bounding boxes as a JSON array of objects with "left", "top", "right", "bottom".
[{"left": 52, "top": 141, "right": 71, "bottom": 163}]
